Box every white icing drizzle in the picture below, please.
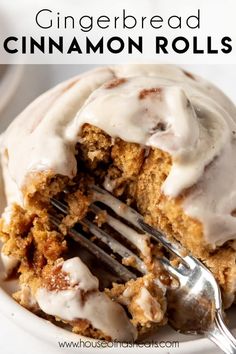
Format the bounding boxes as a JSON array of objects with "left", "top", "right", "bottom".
[
  {"left": 19, "top": 284, "right": 38, "bottom": 309},
  {"left": 1, "top": 205, "right": 13, "bottom": 226},
  {"left": 154, "top": 279, "right": 167, "bottom": 295},
  {"left": 92, "top": 188, "right": 151, "bottom": 258},
  {"left": 1, "top": 252, "right": 18, "bottom": 276},
  {"left": 61, "top": 257, "right": 98, "bottom": 290},
  {"left": 2, "top": 67, "right": 114, "bottom": 188},
  {"left": 36, "top": 257, "right": 137, "bottom": 341},
  {"left": 2, "top": 64, "right": 236, "bottom": 246},
  {"left": 103, "top": 175, "right": 116, "bottom": 193},
  {"left": 135, "top": 287, "right": 163, "bottom": 322},
  {"left": 105, "top": 213, "right": 150, "bottom": 259}
]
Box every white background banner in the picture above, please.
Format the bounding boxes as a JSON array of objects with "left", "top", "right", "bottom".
[{"left": 0, "top": 0, "right": 235, "bottom": 64}]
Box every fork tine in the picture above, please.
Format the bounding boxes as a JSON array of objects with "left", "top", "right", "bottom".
[
  {"left": 83, "top": 217, "right": 147, "bottom": 274},
  {"left": 50, "top": 214, "right": 136, "bottom": 282},
  {"left": 91, "top": 185, "right": 188, "bottom": 262},
  {"left": 51, "top": 186, "right": 189, "bottom": 271},
  {"left": 91, "top": 185, "right": 141, "bottom": 228},
  {"left": 52, "top": 189, "right": 185, "bottom": 261},
  {"left": 90, "top": 204, "right": 150, "bottom": 258},
  {"left": 51, "top": 197, "right": 146, "bottom": 274},
  {"left": 52, "top": 196, "right": 150, "bottom": 260},
  {"left": 51, "top": 198, "right": 68, "bottom": 214},
  {"left": 158, "top": 257, "right": 185, "bottom": 282}
]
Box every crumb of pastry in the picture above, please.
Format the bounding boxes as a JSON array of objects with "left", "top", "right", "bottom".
[{"left": 106, "top": 274, "right": 167, "bottom": 332}]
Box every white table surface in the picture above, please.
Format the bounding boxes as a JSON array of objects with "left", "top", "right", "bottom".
[{"left": 0, "top": 64, "right": 236, "bottom": 354}]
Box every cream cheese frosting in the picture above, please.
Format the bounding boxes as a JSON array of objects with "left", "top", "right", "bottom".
[
  {"left": 1, "top": 64, "right": 236, "bottom": 246},
  {"left": 1, "top": 252, "right": 18, "bottom": 277},
  {"left": 135, "top": 287, "right": 163, "bottom": 322},
  {"left": 35, "top": 257, "right": 137, "bottom": 341}
]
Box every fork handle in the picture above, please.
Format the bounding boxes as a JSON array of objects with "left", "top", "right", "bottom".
[{"left": 207, "top": 309, "right": 236, "bottom": 354}]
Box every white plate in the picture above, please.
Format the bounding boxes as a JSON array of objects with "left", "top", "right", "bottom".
[{"left": 0, "top": 65, "right": 236, "bottom": 354}]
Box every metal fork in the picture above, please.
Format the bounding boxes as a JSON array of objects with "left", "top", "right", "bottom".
[{"left": 51, "top": 185, "right": 236, "bottom": 353}]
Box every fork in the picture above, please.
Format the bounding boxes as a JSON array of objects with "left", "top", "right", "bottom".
[{"left": 50, "top": 185, "right": 236, "bottom": 354}]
